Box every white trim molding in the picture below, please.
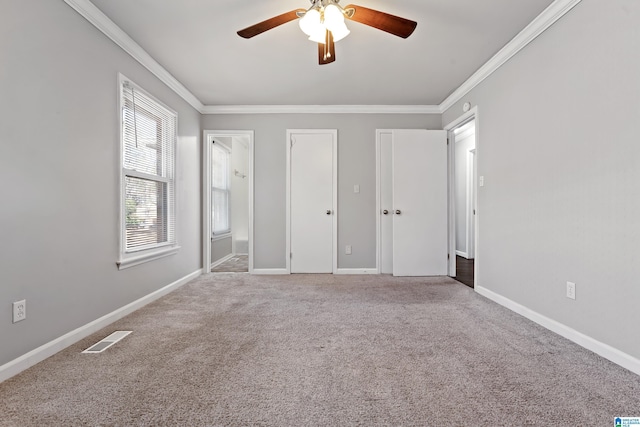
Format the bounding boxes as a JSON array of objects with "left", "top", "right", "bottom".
[
  {"left": 335, "top": 268, "right": 379, "bottom": 275},
  {"left": 63, "top": 0, "right": 204, "bottom": 112},
  {"left": 251, "top": 268, "right": 289, "bottom": 275},
  {"left": 476, "top": 286, "right": 640, "bottom": 377},
  {"left": 0, "top": 269, "right": 202, "bottom": 384},
  {"left": 439, "top": 0, "right": 582, "bottom": 112},
  {"left": 117, "top": 245, "right": 181, "bottom": 270},
  {"left": 201, "top": 105, "right": 441, "bottom": 115}
]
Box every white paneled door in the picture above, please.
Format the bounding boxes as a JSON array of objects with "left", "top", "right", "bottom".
[
  {"left": 288, "top": 130, "right": 336, "bottom": 273},
  {"left": 383, "top": 129, "right": 448, "bottom": 276}
]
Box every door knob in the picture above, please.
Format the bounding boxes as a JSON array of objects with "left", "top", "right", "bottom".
[
  {"left": 395, "top": 210, "right": 401, "bottom": 215},
  {"left": 382, "top": 210, "right": 389, "bottom": 215},
  {"left": 326, "top": 210, "right": 332, "bottom": 215}
]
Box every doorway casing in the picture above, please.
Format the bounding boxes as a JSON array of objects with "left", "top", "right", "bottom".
[
  {"left": 202, "top": 130, "right": 255, "bottom": 274},
  {"left": 444, "top": 107, "right": 479, "bottom": 285}
]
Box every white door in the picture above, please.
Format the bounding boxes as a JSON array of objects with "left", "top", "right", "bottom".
[
  {"left": 392, "top": 129, "right": 448, "bottom": 276},
  {"left": 380, "top": 131, "right": 394, "bottom": 274},
  {"left": 289, "top": 130, "right": 336, "bottom": 273}
]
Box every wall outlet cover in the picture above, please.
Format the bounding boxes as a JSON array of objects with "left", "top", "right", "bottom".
[
  {"left": 566, "top": 282, "right": 576, "bottom": 300},
  {"left": 13, "top": 300, "right": 26, "bottom": 323}
]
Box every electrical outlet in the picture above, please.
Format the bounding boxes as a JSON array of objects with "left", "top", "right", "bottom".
[
  {"left": 566, "top": 282, "right": 576, "bottom": 300},
  {"left": 345, "top": 245, "right": 352, "bottom": 255},
  {"left": 13, "top": 300, "right": 26, "bottom": 323}
]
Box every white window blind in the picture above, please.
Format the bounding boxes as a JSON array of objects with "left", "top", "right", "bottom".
[
  {"left": 121, "top": 79, "right": 176, "bottom": 253},
  {"left": 211, "top": 142, "right": 230, "bottom": 235}
]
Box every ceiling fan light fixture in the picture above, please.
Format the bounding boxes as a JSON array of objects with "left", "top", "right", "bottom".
[
  {"left": 308, "top": 26, "right": 327, "bottom": 44},
  {"left": 323, "top": 4, "right": 345, "bottom": 30},
  {"left": 329, "top": 22, "right": 350, "bottom": 42},
  {"left": 299, "top": 8, "right": 321, "bottom": 36}
]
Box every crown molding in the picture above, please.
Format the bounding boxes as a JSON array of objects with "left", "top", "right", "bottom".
[
  {"left": 65, "top": 0, "right": 580, "bottom": 116},
  {"left": 439, "top": 0, "right": 583, "bottom": 113},
  {"left": 63, "top": 0, "right": 204, "bottom": 113},
  {"left": 200, "top": 104, "right": 442, "bottom": 115}
]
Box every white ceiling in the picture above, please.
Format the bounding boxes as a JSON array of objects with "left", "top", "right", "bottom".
[{"left": 88, "top": 0, "right": 555, "bottom": 106}]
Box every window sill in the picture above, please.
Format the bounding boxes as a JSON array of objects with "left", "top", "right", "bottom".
[
  {"left": 211, "top": 233, "right": 232, "bottom": 242},
  {"left": 117, "top": 245, "right": 181, "bottom": 270}
]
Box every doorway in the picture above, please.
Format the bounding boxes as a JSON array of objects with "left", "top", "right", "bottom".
[
  {"left": 203, "top": 130, "right": 254, "bottom": 274},
  {"left": 445, "top": 109, "right": 478, "bottom": 288},
  {"left": 286, "top": 129, "right": 337, "bottom": 274}
]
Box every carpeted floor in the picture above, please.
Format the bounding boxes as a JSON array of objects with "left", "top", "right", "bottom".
[{"left": 0, "top": 274, "right": 638, "bottom": 426}]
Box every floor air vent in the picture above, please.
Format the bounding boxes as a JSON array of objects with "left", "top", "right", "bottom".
[{"left": 82, "top": 331, "right": 132, "bottom": 353}]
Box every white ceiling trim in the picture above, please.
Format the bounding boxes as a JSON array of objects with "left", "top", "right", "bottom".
[
  {"left": 64, "top": 0, "right": 581, "bottom": 115},
  {"left": 201, "top": 105, "right": 442, "bottom": 114},
  {"left": 439, "top": 0, "right": 582, "bottom": 113},
  {"left": 63, "top": 0, "right": 204, "bottom": 112}
]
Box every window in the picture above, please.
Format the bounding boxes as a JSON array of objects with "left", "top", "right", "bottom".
[
  {"left": 118, "top": 76, "right": 178, "bottom": 268},
  {"left": 211, "top": 141, "right": 231, "bottom": 236}
]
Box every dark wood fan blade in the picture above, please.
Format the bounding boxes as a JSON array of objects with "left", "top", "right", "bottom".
[
  {"left": 318, "top": 30, "right": 336, "bottom": 65},
  {"left": 237, "top": 9, "right": 305, "bottom": 39},
  {"left": 344, "top": 4, "right": 417, "bottom": 38}
]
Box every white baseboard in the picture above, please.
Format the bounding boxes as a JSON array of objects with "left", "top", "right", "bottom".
[
  {"left": 335, "top": 268, "right": 379, "bottom": 275},
  {"left": 251, "top": 268, "right": 288, "bottom": 275},
  {"left": 210, "top": 253, "right": 234, "bottom": 269},
  {"left": 476, "top": 285, "right": 640, "bottom": 377},
  {"left": 0, "top": 269, "right": 202, "bottom": 384}
]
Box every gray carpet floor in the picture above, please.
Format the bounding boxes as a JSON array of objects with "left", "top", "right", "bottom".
[{"left": 1, "top": 274, "right": 638, "bottom": 426}]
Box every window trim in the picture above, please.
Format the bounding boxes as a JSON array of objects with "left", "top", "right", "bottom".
[{"left": 117, "top": 74, "right": 179, "bottom": 269}]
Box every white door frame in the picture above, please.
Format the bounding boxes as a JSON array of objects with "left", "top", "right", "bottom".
[
  {"left": 202, "top": 130, "right": 255, "bottom": 274},
  {"left": 444, "top": 107, "right": 479, "bottom": 283},
  {"left": 285, "top": 129, "right": 338, "bottom": 274}
]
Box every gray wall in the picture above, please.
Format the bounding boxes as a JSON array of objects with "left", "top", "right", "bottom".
[
  {"left": 0, "top": 1, "right": 202, "bottom": 366},
  {"left": 442, "top": 0, "right": 640, "bottom": 360},
  {"left": 202, "top": 114, "right": 441, "bottom": 269},
  {"left": 211, "top": 237, "right": 232, "bottom": 264}
]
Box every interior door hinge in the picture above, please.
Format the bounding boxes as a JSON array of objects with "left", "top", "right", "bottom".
[
  {"left": 447, "top": 253, "right": 450, "bottom": 259},
  {"left": 290, "top": 252, "right": 293, "bottom": 259}
]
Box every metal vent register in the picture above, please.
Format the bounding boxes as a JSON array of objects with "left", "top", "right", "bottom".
[{"left": 82, "top": 331, "right": 132, "bottom": 353}]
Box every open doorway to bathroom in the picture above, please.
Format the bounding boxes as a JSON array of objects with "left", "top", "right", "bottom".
[{"left": 203, "top": 130, "right": 254, "bottom": 273}]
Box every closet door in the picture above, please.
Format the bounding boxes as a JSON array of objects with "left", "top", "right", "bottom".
[
  {"left": 392, "top": 130, "right": 448, "bottom": 276},
  {"left": 288, "top": 130, "right": 336, "bottom": 273}
]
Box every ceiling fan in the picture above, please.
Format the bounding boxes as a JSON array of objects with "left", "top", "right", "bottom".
[{"left": 237, "top": 0, "right": 417, "bottom": 65}]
